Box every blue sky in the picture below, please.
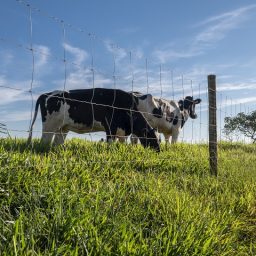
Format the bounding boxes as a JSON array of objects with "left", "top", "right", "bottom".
[{"left": 0, "top": 0, "right": 256, "bottom": 142}]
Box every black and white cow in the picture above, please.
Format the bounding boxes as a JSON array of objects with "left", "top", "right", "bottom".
[
  {"left": 130, "top": 92, "right": 201, "bottom": 144},
  {"left": 27, "top": 88, "right": 160, "bottom": 151}
]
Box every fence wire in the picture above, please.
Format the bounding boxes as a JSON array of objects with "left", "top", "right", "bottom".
[{"left": 0, "top": 0, "right": 255, "bottom": 159}]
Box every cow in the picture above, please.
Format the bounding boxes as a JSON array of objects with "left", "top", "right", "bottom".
[
  {"left": 130, "top": 92, "right": 201, "bottom": 144},
  {"left": 27, "top": 88, "right": 160, "bottom": 151}
]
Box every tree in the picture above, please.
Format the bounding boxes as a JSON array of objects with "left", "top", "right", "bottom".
[{"left": 223, "top": 111, "right": 256, "bottom": 143}]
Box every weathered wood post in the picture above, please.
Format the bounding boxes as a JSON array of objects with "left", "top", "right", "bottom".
[{"left": 208, "top": 74, "right": 218, "bottom": 176}]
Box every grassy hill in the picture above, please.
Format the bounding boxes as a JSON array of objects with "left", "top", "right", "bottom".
[{"left": 0, "top": 139, "right": 255, "bottom": 255}]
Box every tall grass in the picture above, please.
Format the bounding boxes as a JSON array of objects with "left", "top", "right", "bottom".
[{"left": 0, "top": 138, "right": 255, "bottom": 255}]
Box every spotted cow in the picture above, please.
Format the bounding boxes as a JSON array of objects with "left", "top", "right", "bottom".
[
  {"left": 130, "top": 92, "right": 201, "bottom": 144},
  {"left": 27, "top": 88, "right": 160, "bottom": 151}
]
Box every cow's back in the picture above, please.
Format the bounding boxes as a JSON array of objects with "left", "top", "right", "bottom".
[{"left": 68, "top": 88, "right": 137, "bottom": 110}]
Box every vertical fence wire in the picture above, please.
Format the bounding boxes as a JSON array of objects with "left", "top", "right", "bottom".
[
  {"left": 108, "top": 44, "right": 117, "bottom": 141},
  {"left": 181, "top": 75, "right": 185, "bottom": 143},
  {"left": 89, "top": 33, "right": 96, "bottom": 138},
  {"left": 159, "top": 64, "right": 163, "bottom": 99},
  {"left": 61, "top": 21, "right": 68, "bottom": 144},
  {"left": 28, "top": 5, "right": 35, "bottom": 142},
  {"left": 146, "top": 58, "right": 149, "bottom": 94},
  {"left": 130, "top": 51, "right": 134, "bottom": 93},
  {"left": 190, "top": 80, "right": 194, "bottom": 144},
  {"left": 171, "top": 70, "right": 174, "bottom": 101},
  {"left": 0, "top": 0, "right": 254, "bottom": 169}
]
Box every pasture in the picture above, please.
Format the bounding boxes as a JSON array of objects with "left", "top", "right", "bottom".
[{"left": 0, "top": 138, "right": 255, "bottom": 255}]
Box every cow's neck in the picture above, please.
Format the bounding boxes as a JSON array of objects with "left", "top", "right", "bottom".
[{"left": 181, "top": 110, "right": 190, "bottom": 128}]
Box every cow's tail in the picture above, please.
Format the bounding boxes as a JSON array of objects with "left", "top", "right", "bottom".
[{"left": 27, "top": 94, "right": 44, "bottom": 145}]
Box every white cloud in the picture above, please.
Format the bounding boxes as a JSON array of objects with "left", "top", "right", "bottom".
[
  {"left": 221, "top": 96, "right": 256, "bottom": 108},
  {"left": 153, "top": 4, "right": 256, "bottom": 63},
  {"left": 0, "top": 87, "right": 31, "bottom": 105},
  {"left": 218, "top": 82, "right": 256, "bottom": 92},
  {"left": 34, "top": 45, "right": 51, "bottom": 69},
  {"left": 153, "top": 48, "right": 201, "bottom": 64},
  {"left": 63, "top": 43, "right": 89, "bottom": 66},
  {"left": 104, "top": 40, "right": 127, "bottom": 63},
  {"left": 195, "top": 5, "right": 256, "bottom": 27},
  {"left": 53, "top": 68, "right": 112, "bottom": 90},
  {"left": 194, "top": 5, "right": 256, "bottom": 45},
  {"left": 0, "top": 75, "right": 37, "bottom": 105},
  {"left": 0, "top": 110, "right": 31, "bottom": 122}
]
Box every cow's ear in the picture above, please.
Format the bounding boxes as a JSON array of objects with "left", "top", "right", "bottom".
[
  {"left": 158, "top": 98, "right": 164, "bottom": 105},
  {"left": 194, "top": 98, "right": 201, "bottom": 104},
  {"left": 178, "top": 100, "right": 184, "bottom": 110},
  {"left": 144, "top": 94, "right": 153, "bottom": 102}
]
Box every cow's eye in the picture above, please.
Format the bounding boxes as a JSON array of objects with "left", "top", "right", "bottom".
[{"left": 166, "top": 112, "right": 174, "bottom": 122}]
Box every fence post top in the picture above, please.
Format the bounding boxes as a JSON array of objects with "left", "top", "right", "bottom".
[{"left": 208, "top": 74, "right": 216, "bottom": 80}]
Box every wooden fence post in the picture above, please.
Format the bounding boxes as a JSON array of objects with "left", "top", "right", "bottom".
[{"left": 208, "top": 74, "right": 218, "bottom": 176}]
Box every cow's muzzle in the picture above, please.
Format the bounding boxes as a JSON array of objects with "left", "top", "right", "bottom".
[{"left": 190, "top": 113, "right": 197, "bottom": 119}]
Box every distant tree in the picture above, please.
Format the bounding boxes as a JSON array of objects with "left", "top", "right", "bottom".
[{"left": 223, "top": 111, "right": 256, "bottom": 143}]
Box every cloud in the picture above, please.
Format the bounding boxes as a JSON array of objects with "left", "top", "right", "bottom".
[
  {"left": 195, "top": 4, "right": 256, "bottom": 27},
  {"left": 0, "top": 87, "right": 31, "bottom": 105},
  {"left": 194, "top": 4, "right": 256, "bottom": 45},
  {"left": 0, "top": 110, "right": 31, "bottom": 122},
  {"left": 153, "top": 4, "right": 256, "bottom": 63},
  {"left": 221, "top": 96, "right": 256, "bottom": 108},
  {"left": 53, "top": 67, "right": 113, "bottom": 90},
  {"left": 0, "top": 75, "right": 35, "bottom": 105},
  {"left": 218, "top": 82, "right": 256, "bottom": 92},
  {"left": 34, "top": 45, "right": 51, "bottom": 69},
  {"left": 104, "top": 40, "right": 127, "bottom": 63},
  {"left": 153, "top": 48, "right": 201, "bottom": 64},
  {"left": 0, "top": 49, "right": 14, "bottom": 66},
  {"left": 63, "top": 43, "right": 89, "bottom": 66}
]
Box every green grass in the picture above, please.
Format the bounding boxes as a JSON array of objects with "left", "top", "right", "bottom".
[{"left": 0, "top": 138, "right": 255, "bottom": 255}]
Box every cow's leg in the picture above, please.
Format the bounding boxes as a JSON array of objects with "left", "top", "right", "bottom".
[
  {"left": 105, "top": 126, "right": 115, "bottom": 143},
  {"left": 41, "top": 132, "right": 54, "bottom": 145},
  {"left": 103, "top": 116, "right": 117, "bottom": 143},
  {"left": 132, "top": 112, "right": 160, "bottom": 152},
  {"left": 106, "top": 132, "right": 115, "bottom": 143},
  {"left": 171, "top": 130, "right": 179, "bottom": 144},
  {"left": 118, "top": 136, "right": 127, "bottom": 143},
  {"left": 41, "top": 122, "right": 55, "bottom": 145},
  {"left": 164, "top": 134, "right": 171, "bottom": 144},
  {"left": 164, "top": 134, "right": 171, "bottom": 150},
  {"left": 130, "top": 134, "right": 139, "bottom": 144},
  {"left": 40, "top": 117, "right": 63, "bottom": 145},
  {"left": 52, "top": 128, "right": 68, "bottom": 145}
]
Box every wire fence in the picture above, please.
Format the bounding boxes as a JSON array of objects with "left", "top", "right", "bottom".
[{"left": 0, "top": 0, "right": 256, "bottom": 174}]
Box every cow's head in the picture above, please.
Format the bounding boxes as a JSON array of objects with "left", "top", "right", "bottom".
[
  {"left": 140, "top": 127, "right": 160, "bottom": 152},
  {"left": 179, "top": 96, "right": 201, "bottom": 119}
]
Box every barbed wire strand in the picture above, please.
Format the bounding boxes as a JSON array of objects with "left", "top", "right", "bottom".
[
  {"left": 28, "top": 4, "right": 35, "bottom": 143},
  {"left": 0, "top": 0, "right": 253, "bottom": 148},
  {"left": 146, "top": 58, "right": 149, "bottom": 94},
  {"left": 171, "top": 70, "right": 175, "bottom": 101},
  {"left": 89, "top": 34, "right": 96, "bottom": 135},
  {"left": 181, "top": 75, "right": 185, "bottom": 143},
  {"left": 159, "top": 64, "right": 163, "bottom": 99},
  {"left": 191, "top": 80, "right": 194, "bottom": 144}
]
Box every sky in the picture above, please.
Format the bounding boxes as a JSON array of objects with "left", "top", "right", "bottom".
[{"left": 0, "top": 0, "right": 256, "bottom": 142}]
